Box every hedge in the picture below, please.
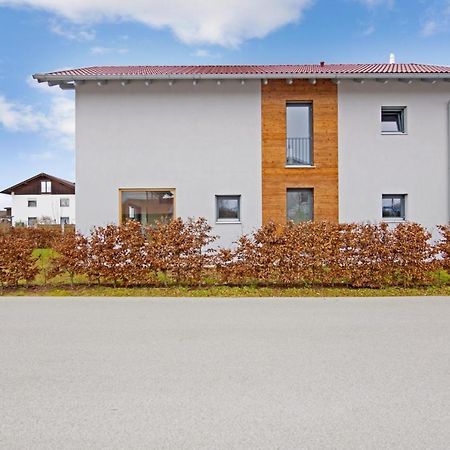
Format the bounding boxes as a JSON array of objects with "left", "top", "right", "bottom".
[{"left": 1, "top": 219, "right": 449, "bottom": 289}]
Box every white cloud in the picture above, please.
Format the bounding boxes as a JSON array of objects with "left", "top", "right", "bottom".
[
  {"left": 192, "top": 48, "right": 221, "bottom": 58},
  {"left": 0, "top": 0, "right": 314, "bottom": 47},
  {"left": 49, "top": 20, "right": 95, "bottom": 41},
  {"left": 0, "top": 85, "right": 75, "bottom": 151},
  {"left": 422, "top": 20, "right": 439, "bottom": 36},
  {"left": 90, "top": 46, "right": 129, "bottom": 55},
  {"left": 421, "top": 2, "right": 450, "bottom": 37},
  {"left": 23, "top": 150, "right": 55, "bottom": 161}
]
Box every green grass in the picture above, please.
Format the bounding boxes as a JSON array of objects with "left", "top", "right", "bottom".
[
  {"left": 4, "top": 284, "right": 450, "bottom": 297},
  {"left": 1, "top": 248, "right": 447, "bottom": 297}
]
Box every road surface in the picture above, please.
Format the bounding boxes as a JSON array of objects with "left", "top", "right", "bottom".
[{"left": 1, "top": 297, "right": 449, "bottom": 449}]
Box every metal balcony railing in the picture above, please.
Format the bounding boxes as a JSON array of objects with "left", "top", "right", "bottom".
[{"left": 286, "top": 137, "right": 313, "bottom": 166}]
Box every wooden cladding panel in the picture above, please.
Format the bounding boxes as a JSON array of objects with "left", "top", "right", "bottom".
[
  {"left": 262, "top": 79, "right": 339, "bottom": 223},
  {"left": 11, "top": 177, "right": 75, "bottom": 195}
]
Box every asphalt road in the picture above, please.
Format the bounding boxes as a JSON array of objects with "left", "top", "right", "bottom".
[{"left": 1, "top": 297, "right": 449, "bottom": 449}]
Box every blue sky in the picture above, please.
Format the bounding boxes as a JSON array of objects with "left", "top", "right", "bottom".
[{"left": 1, "top": 0, "right": 450, "bottom": 208}]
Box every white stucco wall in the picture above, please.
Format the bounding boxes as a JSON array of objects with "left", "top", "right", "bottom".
[
  {"left": 75, "top": 80, "right": 262, "bottom": 247},
  {"left": 338, "top": 80, "right": 450, "bottom": 232},
  {"left": 11, "top": 194, "right": 76, "bottom": 226}
]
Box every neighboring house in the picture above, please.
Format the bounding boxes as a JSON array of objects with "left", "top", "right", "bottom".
[
  {"left": 33, "top": 63, "right": 450, "bottom": 245},
  {"left": 1, "top": 173, "right": 75, "bottom": 226}
]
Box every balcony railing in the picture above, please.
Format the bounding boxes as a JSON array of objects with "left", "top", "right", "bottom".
[{"left": 286, "top": 137, "right": 313, "bottom": 166}]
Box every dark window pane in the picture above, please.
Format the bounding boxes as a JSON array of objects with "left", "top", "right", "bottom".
[
  {"left": 216, "top": 196, "right": 240, "bottom": 221},
  {"left": 121, "top": 190, "right": 174, "bottom": 226},
  {"left": 28, "top": 200, "right": 37, "bottom": 207},
  {"left": 381, "top": 107, "right": 406, "bottom": 133},
  {"left": 382, "top": 195, "right": 406, "bottom": 219},
  {"left": 287, "top": 188, "right": 313, "bottom": 223}
]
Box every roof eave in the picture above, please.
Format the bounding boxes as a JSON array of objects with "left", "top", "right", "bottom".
[{"left": 33, "top": 72, "right": 450, "bottom": 83}]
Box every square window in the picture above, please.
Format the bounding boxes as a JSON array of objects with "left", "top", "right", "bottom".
[
  {"left": 216, "top": 195, "right": 241, "bottom": 222},
  {"left": 287, "top": 188, "right": 314, "bottom": 223},
  {"left": 27, "top": 217, "right": 37, "bottom": 227},
  {"left": 60, "top": 198, "right": 70, "bottom": 207},
  {"left": 382, "top": 194, "right": 406, "bottom": 220},
  {"left": 28, "top": 200, "right": 37, "bottom": 207},
  {"left": 120, "top": 189, "right": 175, "bottom": 226},
  {"left": 381, "top": 107, "right": 406, "bottom": 133},
  {"left": 60, "top": 217, "right": 70, "bottom": 225}
]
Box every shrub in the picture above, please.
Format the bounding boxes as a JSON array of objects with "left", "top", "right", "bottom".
[
  {"left": 146, "top": 217, "right": 217, "bottom": 284},
  {"left": 0, "top": 234, "right": 38, "bottom": 288},
  {"left": 85, "top": 221, "right": 150, "bottom": 287},
  {"left": 437, "top": 225, "right": 450, "bottom": 271},
  {"left": 389, "top": 222, "right": 436, "bottom": 286},
  {"left": 0, "top": 218, "right": 443, "bottom": 289},
  {"left": 215, "top": 221, "right": 436, "bottom": 288},
  {"left": 1, "top": 226, "right": 69, "bottom": 248},
  {"left": 48, "top": 232, "right": 88, "bottom": 286}
]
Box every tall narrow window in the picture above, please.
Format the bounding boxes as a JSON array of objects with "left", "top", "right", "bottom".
[
  {"left": 287, "top": 188, "right": 314, "bottom": 223},
  {"left": 286, "top": 103, "right": 313, "bottom": 166},
  {"left": 381, "top": 107, "right": 406, "bottom": 134},
  {"left": 120, "top": 190, "right": 175, "bottom": 226},
  {"left": 382, "top": 194, "right": 406, "bottom": 220},
  {"left": 41, "top": 181, "right": 52, "bottom": 193}
]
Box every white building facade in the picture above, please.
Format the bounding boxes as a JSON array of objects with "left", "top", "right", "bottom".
[
  {"left": 75, "top": 80, "right": 262, "bottom": 245},
  {"left": 338, "top": 80, "right": 450, "bottom": 233},
  {"left": 33, "top": 64, "right": 450, "bottom": 246}
]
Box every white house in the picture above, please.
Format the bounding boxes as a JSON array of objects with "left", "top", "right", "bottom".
[
  {"left": 1, "top": 173, "right": 76, "bottom": 227},
  {"left": 33, "top": 63, "right": 450, "bottom": 245}
]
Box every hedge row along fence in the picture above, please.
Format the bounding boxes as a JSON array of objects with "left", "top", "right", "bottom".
[
  {"left": 1, "top": 218, "right": 450, "bottom": 289},
  {"left": 0, "top": 225, "right": 74, "bottom": 249}
]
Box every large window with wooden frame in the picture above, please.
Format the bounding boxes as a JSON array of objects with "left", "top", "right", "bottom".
[
  {"left": 120, "top": 189, "right": 175, "bottom": 226},
  {"left": 286, "top": 103, "right": 313, "bottom": 166}
]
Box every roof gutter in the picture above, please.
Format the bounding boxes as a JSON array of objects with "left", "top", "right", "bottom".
[{"left": 32, "top": 72, "right": 450, "bottom": 83}]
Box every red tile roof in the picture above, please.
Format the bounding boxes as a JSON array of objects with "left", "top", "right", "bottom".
[{"left": 33, "top": 63, "right": 450, "bottom": 81}]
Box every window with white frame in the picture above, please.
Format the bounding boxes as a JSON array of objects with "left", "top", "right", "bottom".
[
  {"left": 60, "top": 198, "right": 70, "bottom": 207},
  {"left": 381, "top": 107, "right": 406, "bottom": 134},
  {"left": 216, "top": 195, "right": 241, "bottom": 222},
  {"left": 41, "top": 180, "right": 52, "bottom": 193},
  {"left": 382, "top": 194, "right": 406, "bottom": 220}
]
